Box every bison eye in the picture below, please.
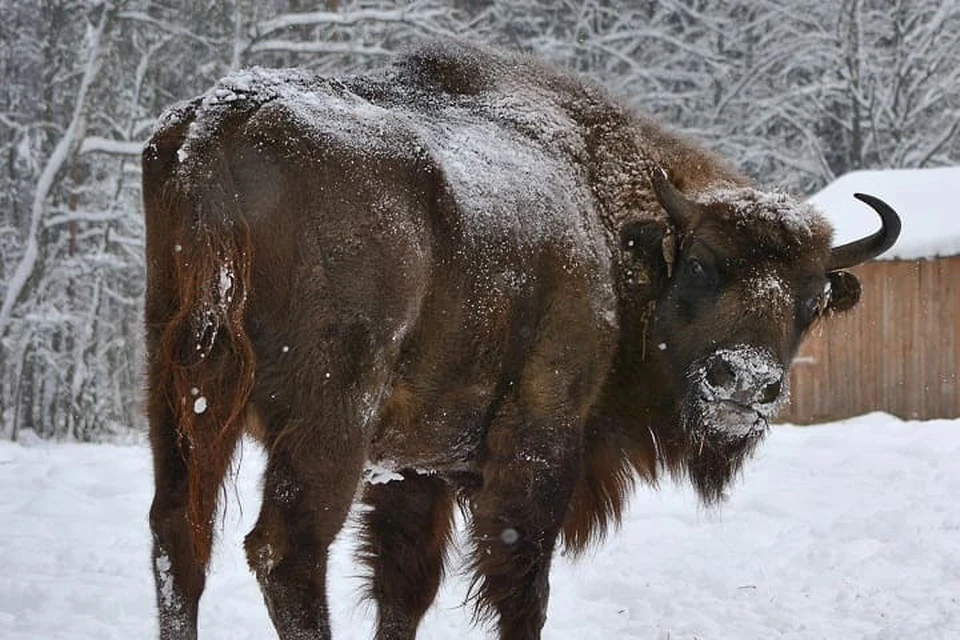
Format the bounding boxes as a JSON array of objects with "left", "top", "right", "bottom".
[
  {"left": 801, "top": 293, "right": 826, "bottom": 322},
  {"left": 684, "top": 258, "right": 716, "bottom": 287}
]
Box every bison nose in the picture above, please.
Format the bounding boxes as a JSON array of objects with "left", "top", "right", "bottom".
[
  {"left": 759, "top": 378, "right": 782, "bottom": 405},
  {"left": 705, "top": 355, "right": 736, "bottom": 389},
  {"left": 702, "top": 350, "right": 784, "bottom": 407}
]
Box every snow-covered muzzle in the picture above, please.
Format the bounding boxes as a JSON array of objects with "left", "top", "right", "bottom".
[
  {"left": 682, "top": 345, "right": 788, "bottom": 440},
  {"left": 678, "top": 345, "right": 789, "bottom": 504}
]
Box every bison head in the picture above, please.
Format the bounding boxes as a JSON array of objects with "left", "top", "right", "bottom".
[{"left": 622, "top": 169, "right": 901, "bottom": 502}]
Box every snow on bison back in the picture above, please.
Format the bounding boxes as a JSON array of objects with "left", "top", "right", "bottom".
[{"left": 142, "top": 40, "right": 900, "bottom": 640}]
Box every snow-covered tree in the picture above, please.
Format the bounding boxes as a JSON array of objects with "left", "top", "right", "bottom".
[{"left": 1, "top": 0, "right": 131, "bottom": 439}]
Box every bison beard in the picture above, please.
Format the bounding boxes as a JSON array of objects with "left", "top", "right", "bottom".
[{"left": 679, "top": 400, "right": 767, "bottom": 505}]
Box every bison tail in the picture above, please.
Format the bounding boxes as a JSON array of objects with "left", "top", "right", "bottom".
[{"left": 146, "top": 115, "right": 257, "bottom": 568}]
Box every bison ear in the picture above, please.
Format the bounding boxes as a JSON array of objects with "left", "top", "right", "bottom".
[
  {"left": 621, "top": 219, "right": 677, "bottom": 280},
  {"left": 651, "top": 168, "right": 700, "bottom": 231},
  {"left": 826, "top": 270, "right": 861, "bottom": 313},
  {"left": 620, "top": 219, "right": 665, "bottom": 257}
]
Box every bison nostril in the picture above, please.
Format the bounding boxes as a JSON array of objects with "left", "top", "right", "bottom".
[
  {"left": 705, "top": 356, "right": 736, "bottom": 389},
  {"left": 759, "top": 378, "right": 782, "bottom": 404}
]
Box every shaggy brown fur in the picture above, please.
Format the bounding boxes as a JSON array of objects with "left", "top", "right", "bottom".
[{"left": 144, "top": 41, "right": 899, "bottom": 639}]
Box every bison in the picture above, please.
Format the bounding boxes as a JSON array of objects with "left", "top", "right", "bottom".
[{"left": 143, "top": 41, "right": 900, "bottom": 639}]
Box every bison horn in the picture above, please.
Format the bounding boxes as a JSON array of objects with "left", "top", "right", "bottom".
[
  {"left": 827, "top": 193, "right": 902, "bottom": 271},
  {"left": 651, "top": 167, "right": 700, "bottom": 230}
]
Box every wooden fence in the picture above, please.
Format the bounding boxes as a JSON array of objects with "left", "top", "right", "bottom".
[{"left": 781, "top": 255, "right": 960, "bottom": 424}]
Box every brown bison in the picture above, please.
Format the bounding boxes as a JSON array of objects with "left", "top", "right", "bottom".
[{"left": 143, "top": 41, "right": 900, "bottom": 639}]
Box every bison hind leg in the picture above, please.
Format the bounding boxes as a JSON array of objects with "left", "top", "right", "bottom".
[
  {"left": 356, "top": 470, "right": 455, "bottom": 640},
  {"left": 243, "top": 410, "right": 365, "bottom": 640},
  {"left": 148, "top": 400, "right": 206, "bottom": 640}
]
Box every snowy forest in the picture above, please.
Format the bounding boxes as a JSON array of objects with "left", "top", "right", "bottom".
[{"left": 2, "top": 0, "right": 959, "bottom": 441}]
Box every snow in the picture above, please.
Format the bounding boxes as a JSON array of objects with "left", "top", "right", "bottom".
[
  {"left": 742, "top": 269, "right": 792, "bottom": 319},
  {"left": 3, "top": 413, "right": 959, "bottom": 638},
  {"left": 809, "top": 166, "right": 960, "bottom": 260},
  {"left": 78, "top": 136, "right": 143, "bottom": 158},
  {"left": 217, "top": 266, "right": 234, "bottom": 304},
  {"left": 746, "top": 270, "right": 787, "bottom": 300},
  {"left": 699, "top": 186, "right": 826, "bottom": 239},
  {"left": 362, "top": 461, "right": 405, "bottom": 485},
  {"left": 153, "top": 548, "right": 182, "bottom": 622}
]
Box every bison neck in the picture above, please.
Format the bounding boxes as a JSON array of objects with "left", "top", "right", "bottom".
[
  {"left": 591, "top": 336, "right": 684, "bottom": 471},
  {"left": 561, "top": 336, "right": 685, "bottom": 553}
]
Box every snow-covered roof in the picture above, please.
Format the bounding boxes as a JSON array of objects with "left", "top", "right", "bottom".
[{"left": 808, "top": 167, "right": 960, "bottom": 261}]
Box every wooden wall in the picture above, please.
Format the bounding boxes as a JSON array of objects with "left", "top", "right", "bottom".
[{"left": 781, "top": 256, "right": 960, "bottom": 424}]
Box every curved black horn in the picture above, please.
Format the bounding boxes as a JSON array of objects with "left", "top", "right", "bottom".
[
  {"left": 651, "top": 167, "right": 700, "bottom": 231},
  {"left": 827, "top": 193, "right": 902, "bottom": 271}
]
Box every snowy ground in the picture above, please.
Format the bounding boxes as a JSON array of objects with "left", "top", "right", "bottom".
[{"left": 1, "top": 412, "right": 958, "bottom": 639}]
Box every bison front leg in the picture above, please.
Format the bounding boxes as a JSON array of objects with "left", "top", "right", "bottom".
[
  {"left": 467, "top": 399, "right": 582, "bottom": 640},
  {"left": 358, "top": 471, "right": 455, "bottom": 640}
]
